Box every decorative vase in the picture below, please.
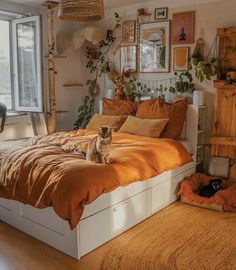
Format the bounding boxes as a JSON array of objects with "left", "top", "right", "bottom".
[{"left": 115, "top": 86, "right": 125, "bottom": 100}]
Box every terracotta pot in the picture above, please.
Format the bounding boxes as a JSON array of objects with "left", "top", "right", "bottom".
[{"left": 115, "top": 86, "right": 125, "bottom": 100}]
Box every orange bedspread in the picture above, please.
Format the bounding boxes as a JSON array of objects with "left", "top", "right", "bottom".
[{"left": 0, "top": 130, "right": 192, "bottom": 229}]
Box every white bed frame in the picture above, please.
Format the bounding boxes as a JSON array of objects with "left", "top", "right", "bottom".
[{"left": 0, "top": 105, "right": 199, "bottom": 260}]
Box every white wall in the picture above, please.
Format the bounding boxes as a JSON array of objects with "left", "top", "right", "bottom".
[{"left": 99, "top": 0, "right": 236, "bottom": 140}]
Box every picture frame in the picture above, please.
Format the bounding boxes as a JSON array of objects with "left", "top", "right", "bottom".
[
  {"left": 173, "top": 47, "right": 190, "bottom": 71},
  {"left": 120, "top": 45, "right": 137, "bottom": 72},
  {"left": 139, "top": 20, "right": 170, "bottom": 73},
  {"left": 154, "top": 7, "right": 168, "bottom": 20},
  {"left": 122, "top": 20, "right": 136, "bottom": 44},
  {"left": 172, "top": 11, "right": 195, "bottom": 45}
]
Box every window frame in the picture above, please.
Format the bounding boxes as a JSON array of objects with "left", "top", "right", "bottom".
[{"left": 12, "top": 15, "right": 43, "bottom": 112}]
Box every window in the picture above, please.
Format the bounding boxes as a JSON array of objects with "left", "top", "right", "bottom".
[
  {"left": 0, "top": 14, "right": 42, "bottom": 112},
  {"left": 0, "top": 20, "right": 12, "bottom": 109}
]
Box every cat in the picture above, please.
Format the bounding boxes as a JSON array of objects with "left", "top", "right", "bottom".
[
  {"left": 0, "top": 103, "right": 7, "bottom": 133},
  {"left": 76, "top": 126, "right": 112, "bottom": 164},
  {"left": 198, "top": 178, "right": 223, "bottom": 198}
]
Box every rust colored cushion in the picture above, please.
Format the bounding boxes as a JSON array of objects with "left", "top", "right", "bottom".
[
  {"left": 86, "top": 114, "right": 127, "bottom": 132},
  {"left": 118, "top": 116, "right": 169, "bottom": 138},
  {"left": 136, "top": 99, "right": 188, "bottom": 139},
  {"left": 102, "top": 98, "right": 139, "bottom": 116}
]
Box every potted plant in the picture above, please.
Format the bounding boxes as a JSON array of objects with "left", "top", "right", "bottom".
[
  {"left": 191, "top": 37, "right": 220, "bottom": 82},
  {"left": 169, "top": 71, "right": 195, "bottom": 97},
  {"left": 125, "top": 79, "right": 143, "bottom": 101}
]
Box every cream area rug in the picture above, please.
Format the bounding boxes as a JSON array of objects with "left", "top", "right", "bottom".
[{"left": 101, "top": 202, "right": 236, "bottom": 270}]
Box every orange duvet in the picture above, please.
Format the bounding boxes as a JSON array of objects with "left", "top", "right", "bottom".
[{"left": 0, "top": 130, "right": 192, "bottom": 229}]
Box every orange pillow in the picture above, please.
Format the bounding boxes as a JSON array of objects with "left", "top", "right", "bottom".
[
  {"left": 86, "top": 114, "right": 127, "bottom": 132},
  {"left": 118, "top": 116, "right": 169, "bottom": 138},
  {"left": 102, "top": 98, "right": 139, "bottom": 116},
  {"left": 136, "top": 99, "right": 187, "bottom": 139}
]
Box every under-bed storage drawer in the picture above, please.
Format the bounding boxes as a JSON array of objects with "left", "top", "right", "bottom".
[
  {"left": 151, "top": 168, "right": 194, "bottom": 213},
  {"left": 79, "top": 189, "right": 151, "bottom": 256}
]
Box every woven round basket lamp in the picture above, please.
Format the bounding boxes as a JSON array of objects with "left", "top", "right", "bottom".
[{"left": 58, "top": 0, "right": 104, "bottom": 21}]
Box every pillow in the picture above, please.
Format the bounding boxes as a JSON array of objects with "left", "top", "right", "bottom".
[
  {"left": 102, "top": 98, "right": 139, "bottom": 116},
  {"left": 86, "top": 114, "right": 127, "bottom": 132},
  {"left": 136, "top": 98, "right": 187, "bottom": 139},
  {"left": 118, "top": 116, "right": 169, "bottom": 138}
]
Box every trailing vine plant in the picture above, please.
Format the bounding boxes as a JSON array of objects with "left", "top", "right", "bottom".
[{"left": 74, "top": 13, "right": 121, "bottom": 130}]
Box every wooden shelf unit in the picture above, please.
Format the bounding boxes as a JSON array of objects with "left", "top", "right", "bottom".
[{"left": 211, "top": 81, "right": 236, "bottom": 179}]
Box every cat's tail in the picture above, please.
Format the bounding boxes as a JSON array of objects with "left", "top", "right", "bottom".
[{"left": 75, "top": 148, "right": 87, "bottom": 159}]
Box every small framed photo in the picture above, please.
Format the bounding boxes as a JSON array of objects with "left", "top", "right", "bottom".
[
  {"left": 120, "top": 45, "right": 137, "bottom": 72},
  {"left": 154, "top": 7, "right": 168, "bottom": 20},
  {"left": 122, "top": 20, "right": 136, "bottom": 44},
  {"left": 173, "top": 47, "right": 190, "bottom": 71},
  {"left": 172, "top": 11, "right": 195, "bottom": 44}
]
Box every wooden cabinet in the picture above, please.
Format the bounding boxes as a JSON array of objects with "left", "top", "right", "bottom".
[{"left": 210, "top": 81, "right": 236, "bottom": 180}]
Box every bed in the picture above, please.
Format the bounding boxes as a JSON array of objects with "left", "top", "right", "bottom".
[{"left": 0, "top": 104, "right": 199, "bottom": 259}]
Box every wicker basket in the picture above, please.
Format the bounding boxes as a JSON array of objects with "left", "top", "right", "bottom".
[{"left": 58, "top": 0, "right": 104, "bottom": 21}]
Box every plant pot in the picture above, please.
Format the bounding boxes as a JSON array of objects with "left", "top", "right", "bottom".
[{"left": 114, "top": 86, "right": 125, "bottom": 100}]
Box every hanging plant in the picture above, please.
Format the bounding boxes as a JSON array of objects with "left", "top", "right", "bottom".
[
  {"left": 191, "top": 38, "right": 220, "bottom": 82},
  {"left": 74, "top": 13, "right": 121, "bottom": 129}
]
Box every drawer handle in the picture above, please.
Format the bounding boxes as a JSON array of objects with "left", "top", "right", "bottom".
[{"left": 113, "top": 201, "right": 128, "bottom": 212}]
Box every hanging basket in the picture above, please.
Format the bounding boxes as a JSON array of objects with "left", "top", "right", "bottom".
[{"left": 58, "top": 0, "right": 104, "bottom": 22}]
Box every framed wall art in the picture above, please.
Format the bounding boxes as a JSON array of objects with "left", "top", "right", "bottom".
[
  {"left": 172, "top": 11, "right": 195, "bottom": 45},
  {"left": 122, "top": 20, "right": 136, "bottom": 44},
  {"left": 139, "top": 20, "right": 170, "bottom": 73},
  {"left": 120, "top": 45, "right": 137, "bottom": 72},
  {"left": 154, "top": 7, "right": 168, "bottom": 20},
  {"left": 173, "top": 47, "right": 190, "bottom": 71}
]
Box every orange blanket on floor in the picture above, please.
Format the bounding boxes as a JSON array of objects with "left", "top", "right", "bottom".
[{"left": 0, "top": 130, "right": 192, "bottom": 229}]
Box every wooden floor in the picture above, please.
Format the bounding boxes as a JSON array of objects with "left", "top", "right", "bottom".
[
  {"left": 1, "top": 202, "right": 236, "bottom": 270},
  {"left": 0, "top": 219, "right": 111, "bottom": 270}
]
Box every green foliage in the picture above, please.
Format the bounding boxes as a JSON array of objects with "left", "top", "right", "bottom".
[
  {"left": 194, "top": 58, "right": 218, "bottom": 82},
  {"left": 169, "top": 71, "right": 195, "bottom": 95},
  {"left": 74, "top": 13, "right": 121, "bottom": 129},
  {"left": 74, "top": 96, "right": 95, "bottom": 130},
  {"left": 85, "top": 12, "right": 121, "bottom": 93},
  {"left": 125, "top": 80, "right": 143, "bottom": 99}
]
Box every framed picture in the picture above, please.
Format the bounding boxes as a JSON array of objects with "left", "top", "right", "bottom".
[
  {"left": 172, "top": 11, "right": 195, "bottom": 45},
  {"left": 154, "top": 7, "right": 168, "bottom": 20},
  {"left": 120, "top": 46, "right": 137, "bottom": 72},
  {"left": 122, "top": 20, "right": 136, "bottom": 44},
  {"left": 139, "top": 20, "right": 170, "bottom": 73},
  {"left": 173, "top": 47, "right": 190, "bottom": 71}
]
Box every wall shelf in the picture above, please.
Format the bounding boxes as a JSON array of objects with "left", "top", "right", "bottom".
[
  {"left": 210, "top": 136, "right": 236, "bottom": 146},
  {"left": 63, "top": 83, "right": 84, "bottom": 87},
  {"left": 45, "top": 55, "right": 67, "bottom": 59},
  {"left": 46, "top": 110, "right": 68, "bottom": 115}
]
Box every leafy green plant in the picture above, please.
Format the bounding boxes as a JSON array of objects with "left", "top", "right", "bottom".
[
  {"left": 194, "top": 58, "right": 218, "bottom": 82},
  {"left": 85, "top": 12, "right": 121, "bottom": 95},
  {"left": 74, "top": 13, "right": 120, "bottom": 129},
  {"left": 74, "top": 96, "right": 94, "bottom": 129},
  {"left": 169, "top": 71, "right": 195, "bottom": 95},
  {"left": 125, "top": 79, "right": 143, "bottom": 100}
]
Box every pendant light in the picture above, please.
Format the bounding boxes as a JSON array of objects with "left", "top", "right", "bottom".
[{"left": 58, "top": 0, "right": 104, "bottom": 22}]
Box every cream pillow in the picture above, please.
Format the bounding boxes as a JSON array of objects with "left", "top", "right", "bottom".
[
  {"left": 118, "top": 116, "right": 169, "bottom": 138},
  {"left": 86, "top": 114, "right": 127, "bottom": 132}
]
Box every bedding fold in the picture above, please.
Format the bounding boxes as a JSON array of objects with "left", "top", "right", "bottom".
[{"left": 0, "top": 130, "right": 192, "bottom": 229}]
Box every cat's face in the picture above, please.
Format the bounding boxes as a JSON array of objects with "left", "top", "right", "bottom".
[
  {"left": 209, "top": 178, "right": 222, "bottom": 191},
  {"left": 98, "top": 126, "right": 112, "bottom": 139}
]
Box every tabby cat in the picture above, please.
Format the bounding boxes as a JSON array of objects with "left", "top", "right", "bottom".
[
  {"left": 78, "top": 126, "right": 112, "bottom": 164},
  {"left": 0, "top": 103, "right": 7, "bottom": 133}
]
